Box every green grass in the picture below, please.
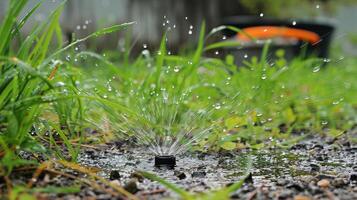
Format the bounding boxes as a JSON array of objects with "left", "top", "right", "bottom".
[{"left": 0, "top": 0, "right": 357, "bottom": 199}]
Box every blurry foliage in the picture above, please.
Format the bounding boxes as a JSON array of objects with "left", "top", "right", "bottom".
[{"left": 240, "top": 0, "right": 357, "bottom": 17}]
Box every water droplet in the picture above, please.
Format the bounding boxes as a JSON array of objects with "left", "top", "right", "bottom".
[
  {"left": 321, "top": 121, "right": 328, "bottom": 125},
  {"left": 189, "top": 25, "right": 193, "bottom": 29},
  {"left": 76, "top": 25, "right": 81, "bottom": 30},
  {"left": 292, "top": 21, "right": 297, "bottom": 26},
  {"left": 55, "top": 82, "right": 65, "bottom": 87},
  {"left": 244, "top": 54, "right": 248, "bottom": 58},
  {"left": 259, "top": 13, "right": 264, "bottom": 17},
  {"left": 143, "top": 44, "right": 147, "bottom": 49},
  {"left": 313, "top": 66, "right": 320, "bottom": 73},
  {"left": 103, "top": 95, "right": 108, "bottom": 99},
  {"left": 316, "top": 4, "right": 320, "bottom": 9},
  {"left": 261, "top": 74, "right": 267, "bottom": 80},
  {"left": 142, "top": 49, "right": 150, "bottom": 56},
  {"left": 215, "top": 51, "right": 219, "bottom": 55},
  {"left": 82, "top": 25, "right": 87, "bottom": 29},
  {"left": 188, "top": 30, "right": 193, "bottom": 35},
  {"left": 214, "top": 103, "right": 221, "bottom": 110},
  {"left": 222, "top": 35, "right": 227, "bottom": 40},
  {"left": 173, "top": 66, "right": 180, "bottom": 72},
  {"left": 185, "top": 16, "right": 188, "bottom": 20},
  {"left": 323, "top": 58, "right": 331, "bottom": 63}
]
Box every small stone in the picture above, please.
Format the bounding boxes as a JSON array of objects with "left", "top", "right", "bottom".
[
  {"left": 109, "top": 170, "right": 121, "bottom": 180},
  {"left": 294, "top": 195, "right": 311, "bottom": 200},
  {"left": 276, "top": 179, "right": 289, "bottom": 186},
  {"left": 310, "top": 163, "right": 320, "bottom": 172},
  {"left": 244, "top": 173, "right": 254, "bottom": 184},
  {"left": 332, "top": 178, "right": 348, "bottom": 188},
  {"left": 174, "top": 171, "right": 186, "bottom": 180},
  {"left": 317, "top": 179, "right": 330, "bottom": 188},
  {"left": 349, "top": 173, "right": 357, "bottom": 183},
  {"left": 130, "top": 172, "right": 144, "bottom": 182},
  {"left": 191, "top": 171, "right": 206, "bottom": 178},
  {"left": 124, "top": 179, "right": 139, "bottom": 194},
  {"left": 286, "top": 183, "right": 304, "bottom": 191}
]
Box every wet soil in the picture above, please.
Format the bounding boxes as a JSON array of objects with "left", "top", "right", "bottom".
[
  {"left": 76, "top": 133, "right": 356, "bottom": 199},
  {"left": 3, "top": 133, "right": 356, "bottom": 199}
]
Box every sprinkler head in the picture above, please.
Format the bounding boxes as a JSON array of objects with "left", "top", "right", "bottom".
[{"left": 154, "top": 155, "right": 176, "bottom": 169}]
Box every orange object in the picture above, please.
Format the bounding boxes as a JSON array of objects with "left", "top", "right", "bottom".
[{"left": 237, "top": 26, "right": 321, "bottom": 45}]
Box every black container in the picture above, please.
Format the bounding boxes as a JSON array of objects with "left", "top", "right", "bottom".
[
  {"left": 155, "top": 156, "right": 176, "bottom": 169},
  {"left": 221, "top": 16, "right": 335, "bottom": 65}
]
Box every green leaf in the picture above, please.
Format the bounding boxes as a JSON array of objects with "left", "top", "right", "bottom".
[{"left": 220, "top": 141, "right": 236, "bottom": 150}]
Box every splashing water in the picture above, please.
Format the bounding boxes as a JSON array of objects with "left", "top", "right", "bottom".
[{"left": 116, "top": 92, "right": 215, "bottom": 156}]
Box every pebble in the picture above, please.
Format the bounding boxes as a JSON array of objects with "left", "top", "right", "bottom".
[
  {"left": 109, "top": 170, "right": 121, "bottom": 180},
  {"left": 349, "top": 173, "right": 357, "bottom": 183},
  {"left": 332, "top": 178, "right": 348, "bottom": 188},
  {"left": 174, "top": 171, "right": 187, "bottom": 180},
  {"left": 294, "top": 195, "right": 311, "bottom": 200},
  {"left": 130, "top": 172, "right": 144, "bottom": 182},
  {"left": 286, "top": 183, "right": 305, "bottom": 191},
  {"left": 310, "top": 163, "right": 320, "bottom": 172},
  {"left": 124, "top": 178, "right": 139, "bottom": 194},
  {"left": 191, "top": 171, "right": 206, "bottom": 178},
  {"left": 317, "top": 179, "right": 330, "bottom": 188}
]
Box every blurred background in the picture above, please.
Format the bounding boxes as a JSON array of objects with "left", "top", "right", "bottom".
[{"left": 0, "top": 0, "right": 356, "bottom": 56}]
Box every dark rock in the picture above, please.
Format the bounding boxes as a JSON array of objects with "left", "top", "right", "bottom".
[
  {"left": 109, "top": 170, "right": 121, "bottom": 180},
  {"left": 244, "top": 173, "right": 254, "bottom": 184},
  {"left": 174, "top": 171, "right": 187, "bottom": 180},
  {"left": 286, "top": 182, "right": 305, "bottom": 191},
  {"left": 316, "top": 156, "right": 325, "bottom": 161},
  {"left": 315, "top": 174, "right": 335, "bottom": 180},
  {"left": 310, "top": 163, "right": 320, "bottom": 172},
  {"left": 290, "top": 143, "right": 306, "bottom": 150},
  {"left": 191, "top": 171, "right": 206, "bottom": 178},
  {"left": 349, "top": 173, "right": 357, "bottom": 183},
  {"left": 114, "top": 140, "right": 125, "bottom": 148}
]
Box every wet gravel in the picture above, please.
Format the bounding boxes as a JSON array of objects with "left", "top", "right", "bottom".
[
  {"left": 4, "top": 133, "right": 355, "bottom": 199},
  {"left": 73, "top": 133, "right": 357, "bottom": 199}
]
